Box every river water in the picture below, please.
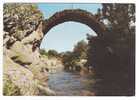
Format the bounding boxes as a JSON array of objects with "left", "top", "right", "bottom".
[{"left": 48, "top": 70, "right": 96, "bottom": 96}]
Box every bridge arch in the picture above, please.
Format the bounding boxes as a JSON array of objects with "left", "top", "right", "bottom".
[{"left": 42, "top": 9, "right": 107, "bottom": 37}]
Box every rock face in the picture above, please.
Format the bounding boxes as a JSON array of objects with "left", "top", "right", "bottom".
[
  {"left": 3, "top": 55, "right": 39, "bottom": 95},
  {"left": 42, "top": 57, "right": 64, "bottom": 73},
  {"left": 3, "top": 4, "right": 55, "bottom": 96}
]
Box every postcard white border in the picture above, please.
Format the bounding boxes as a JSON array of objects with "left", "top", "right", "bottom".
[{"left": 0, "top": 0, "right": 138, "bottom": 100}]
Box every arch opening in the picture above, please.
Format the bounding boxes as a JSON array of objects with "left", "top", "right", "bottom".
[
  {"left": 42, "top": 9, "right": 107, "bottom": 37},
  {"left": 40, "top": 21, "right": 97, "bottom": 52}
]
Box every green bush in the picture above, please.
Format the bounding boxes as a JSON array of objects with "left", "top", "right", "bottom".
[
  {"left": 40, "top": 49, "right": 48, "bottom": 57},
  {"left": 3, "top": 75, "right": 20, "bottom": 96}
]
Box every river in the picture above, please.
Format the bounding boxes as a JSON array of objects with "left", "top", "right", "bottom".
[{"left": 48, "top": 70, "right": 96, "bottom": 96}]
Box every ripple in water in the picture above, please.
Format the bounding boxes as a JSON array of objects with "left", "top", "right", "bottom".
[{"left": 48, "top": 70, "right": 95, "bottom": 96}]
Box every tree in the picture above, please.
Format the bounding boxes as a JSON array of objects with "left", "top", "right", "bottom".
[
  {"left": 73, "top": 40, "right": 88, "bottom": 59},
  {"left": 86, "top": 4, "right": 135, "bottom": 96},
  {"left": 40, "top": 49, "right": 48, "bottom": 56},
  {"left": 61, "top": 40, "right": 88, "bottom": 71},
  {"left": 47, "top": 49, "right": 59, "bottom": 57}
]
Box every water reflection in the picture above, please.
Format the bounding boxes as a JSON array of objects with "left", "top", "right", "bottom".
[{"left": 48, "top": 70, "right": 96, "bottom": 96}]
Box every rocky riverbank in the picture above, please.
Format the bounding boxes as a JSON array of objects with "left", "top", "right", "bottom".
[
  {"left": 3, "top": 4, "right": 55, "bottom": 96},
  {"left": 41, "top": 56, "right": 64, "bottom": 73}
]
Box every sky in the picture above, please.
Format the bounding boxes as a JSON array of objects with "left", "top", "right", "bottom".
[{"left": 37, "top": 3, "right": 102, "bottom": 53}]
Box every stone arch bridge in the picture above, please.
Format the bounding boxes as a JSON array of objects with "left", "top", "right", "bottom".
[
  {"left": 40, "top": 9, "right": 134, "bottom": 96},
  {"left": 42, "top": 9, "right": 107, "bottom": 37}
]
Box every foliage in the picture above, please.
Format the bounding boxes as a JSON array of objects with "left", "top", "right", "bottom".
[
  {"left": 62, "top": 40, "right": 88, "bottom": 71},
  {"left": 40, "top": 49, "right": 59, "bottom": 58},
  {"left": 3, "top": 75, "right": 20, "bottom": 96},
  {"left": 73, "top": 40, "right": 88, "bottom": 59},
  {"left": 86, "top": 4, "right": 135, "bottom": 95},
  {"left": 47, "top": 49, "right": 59, "bottom": 57},
  {"left": 40, "top": 49, "right": 48, "bottom": 57},
  {"left": 62, "top": 51, "right": 79, "bottom": 67}
]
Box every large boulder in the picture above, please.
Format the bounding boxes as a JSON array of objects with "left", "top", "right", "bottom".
[
  {"left": 3, "top": 55, "right": 39, "bottom": 95},
  {"left": 21, "top": 22, "right": 43, "bottom": 44},
  {"left": 9, "top": 41, "right": 33, "bottom": 64}
]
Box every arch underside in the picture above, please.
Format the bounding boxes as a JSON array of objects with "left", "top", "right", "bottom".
[{"left": 43, "top": 9, "right": 107, "bottom": 37}]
